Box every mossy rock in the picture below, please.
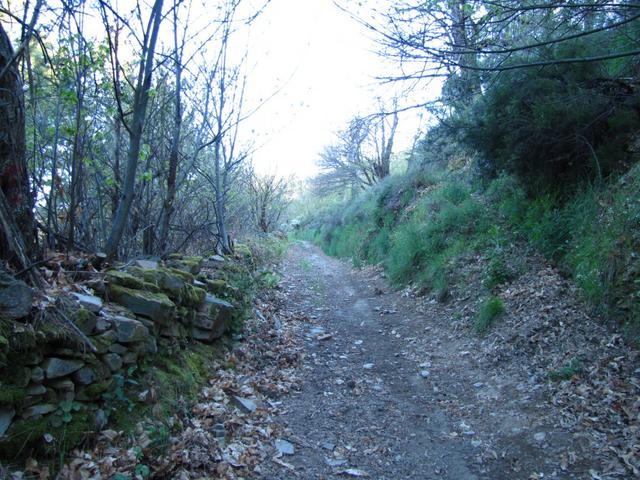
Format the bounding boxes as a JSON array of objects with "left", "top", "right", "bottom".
[
  {"left": 92, "top": 330, "right": 117, "bottom": 354},
  {"left": 177, "top": 307, "right": 196, "bottom": 326},
  {"left": 73, "top": 308, "right": 97, "bottom": 335},
  {"left": 0, "top": 334, "right": 8, "bottom": 368},
  {"left": 167, "top": 267, "right": 194, "bottom": 283},
  {"left": 128, "top": 267, "right": 192, "bottom": 299},
  {"left": 4, "top": 366, "right": 32, "bottom": 388},
  {"left": 205, "top": 279, "right": 228, "bottom": 295},
  {"left": 142, "top": 281, "right": 162, "bottom": 293},
  {"left": 107, "top": 284, "right": 176, "bottom": 326},
  {"left": 181, "top": 284, "right": 206, "bottom": 308},
  {"left": 234, "top": 244, "right": 253, "bottom": 263},
  {"left": 167, "top": 256, "right": 203, "bottom": 275},
  {"left": 105, "top": 270, "right": 144, "bottom": 290}
]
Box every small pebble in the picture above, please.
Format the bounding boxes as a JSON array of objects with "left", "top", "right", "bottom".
[{"left": 533, "top": 432, "right": 546, "bottom": 442}]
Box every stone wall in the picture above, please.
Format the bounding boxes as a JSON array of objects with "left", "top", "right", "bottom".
[{"left": 0, "top": 253, "right": 249, "bottom": 457}]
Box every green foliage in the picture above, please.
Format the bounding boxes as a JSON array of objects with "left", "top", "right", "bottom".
[
  {"left": 51, "top": 400, "right": 83, "bottom": 427},
  {"left": 549, "top": 358, "right": 583, "bottom": 381},
  {"left": 102, "top": 368, "right": 139, "bottom": 414},
  {"left": 298, "top": 169, "right": 494, "bottom": 293},
  {"left": 386, "top": 180, "right": 488, "bottom": 289},
  {"left": 246, "top": 234, "right": 289, "bottom": 266},
  {"left": 485, "top": 167, "right": 640, "bottom": 337},
  {"left": 257, "top": 270, "right": 282, "bottom": 289},
  {"left": 484, "top": 249, "right": 516, "bottom": 290},
  {"left": 474, "top": 296, "right": 505, "bottom": 335},
  {"left": 463, "top": 42, "right": 640, "bottom": 190},
  {"left": 151, "top": 344, "right": 218, "bottom": 419}
]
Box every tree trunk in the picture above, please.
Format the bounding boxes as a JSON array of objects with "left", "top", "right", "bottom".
[
  {"left": 68, "top": 84, "right": 86, "bottom": 251},
  {"left": 0, "top": 23, "right": 36, "bottom": 267},
  {"left": 105, "top": 0, "right": 164, "bottom": 260},
  {"left": 158, "top": 9, "right": 183, "bottom": 255},
  {"left": 214, "top": 138, "right": 231, "bottom": 254},
  {"left": 447, "top": 0, "right": 481, "bottom": 102}
]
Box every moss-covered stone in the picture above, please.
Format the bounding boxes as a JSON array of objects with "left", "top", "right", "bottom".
[
  {"left": 159, "top": 322, "right": 187, "bottom": 338},
  {"left": 107, "top": 284, "right": 176, "bottom": 325},
  {"left": 168, "top": 267, "right": 195, "bottom": 283},
  {"left": 181, "top": 284, "right": 206, "bottom": 308},
  {"left": 205, "top": 279, "right": 228, "bottom": 295},
  {"left": 176, "top": 307, "right": 196, "bottom": 326},
  {"left": 129, "top": 266, "right": 193, "bottom": 300},
  {"left": 142, "top": 281, "right": 161, "bottom": 293},
  {"left": 4, "top": 366, "right": 32, "bottom": 388},
  {"left": 73, "top": 308, "right": 97, "bottom": 335},
  {"left": 91, "top": 330, "right": 117, "bottom": 354},
  {"left": 167, "top": 256, "right": 203, "bottom": 275},
  {"left": 105, "top": 270, "right": 144, "bottom": 289},
  {"left": 234, "top": 243, "right": 253, "bottom": 263},
  {"left": 0, "top": 271, "right": 33, "bottom": 320}
]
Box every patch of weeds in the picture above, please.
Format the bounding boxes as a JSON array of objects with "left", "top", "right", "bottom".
[
  {"left": 299, "top": 259, "right": 312, "bottom": 272},
  {"left": 102, "top": 367, "right": 140, "bottom": 415},
  {"left": 257, "top": 270, "right": 281, "bottom": 289},
  {"left": 483, "top": 252, "right": 516, "bottom": 289},
  {"left": 549, "top": 358, "right": 583, "bottom": 381},
  {"left": 474, "top": 295, "right": 505, "bottom": 335}
]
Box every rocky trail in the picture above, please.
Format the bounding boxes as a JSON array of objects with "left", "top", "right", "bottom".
[{"left": 257, "top": 242, "right": 638, "bottom": 479}]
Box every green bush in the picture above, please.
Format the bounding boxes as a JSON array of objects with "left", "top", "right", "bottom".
[
  {"left": 385, "top": 181, "right": 489, "bottom": 290},
  {"left": 484, "top": 251, "right": 516, "bottom": 289},
  {"left": 485, "top": 168, "right": 640, "bottom": 338},
  {"left": 462, "top": 36, "right": 640, "bottom": 191},
  {"left": 474, "top": 296, "right": 505, "bottom": 334},
  {"left": 549, "top": 358, "right": 583, "bottom": 381}
]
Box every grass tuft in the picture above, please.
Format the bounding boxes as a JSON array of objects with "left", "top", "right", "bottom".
[
  {"left": 549, "top": 358, "right": 582, "bottom": 381},
  {"left": 474, "top": 295, "right": 505, "bottom": 335}
]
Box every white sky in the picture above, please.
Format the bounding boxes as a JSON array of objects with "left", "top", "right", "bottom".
[{"left": 237, "top": 0, "right": 440, "bottom": 178}]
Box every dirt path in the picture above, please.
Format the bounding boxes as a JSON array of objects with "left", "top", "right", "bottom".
[{"left": 259, "top": 242, "right": 597, "bottom": 479}]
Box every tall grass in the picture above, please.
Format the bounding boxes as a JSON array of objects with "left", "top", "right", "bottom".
[
  {"left": 298, "top": 170, "right": 493, "bottom": 292},
  {"left": 296, "top": 162, "right": 640, "bottom": 341},
  {"left": 487, "top": 166, "right": 640, "bottom": 338}
]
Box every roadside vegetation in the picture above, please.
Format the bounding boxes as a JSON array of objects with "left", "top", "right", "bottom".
[
  {"left": 295, "top": 2, "right": 640, "bottom": 341},
  {"left": 297, "top": 158, "right": 640, "bottom": 340}
]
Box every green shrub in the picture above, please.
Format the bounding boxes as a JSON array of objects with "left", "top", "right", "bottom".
[
  {"left": 549, "top": 358, "right": 583, "bottom": 381},
  {"left": 463, "top": 36, "right": 640, "bottom": 191},
  {"left": 474, "top": 296, "right": 505, "bottom": 334},
  {"left": 484, "top": 252, "right": 515, "bottom": 289},
  {"left": 484, "top": 168, "right": 640, "bottom": 337}
]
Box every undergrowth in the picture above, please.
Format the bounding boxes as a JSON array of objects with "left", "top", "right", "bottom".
[
  {"left": 297, "top": 161, "right": 640, "bottom": 342},
  {"left": 474, "top": 296, "right": 505, "bottom": 335}
]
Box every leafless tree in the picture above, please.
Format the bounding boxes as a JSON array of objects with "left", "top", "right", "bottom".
[
  {"left": 341, "top": 1, "right": 640, "bottom": 96},
  {"left": 191, "top": 0, "right": 255, "bottom": 254},
  {"left": 249, "top": 172, "right": 291, "bottom": 233},
  {"left": 312, "top": 105, "right": 399, "bottom": 194}
]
